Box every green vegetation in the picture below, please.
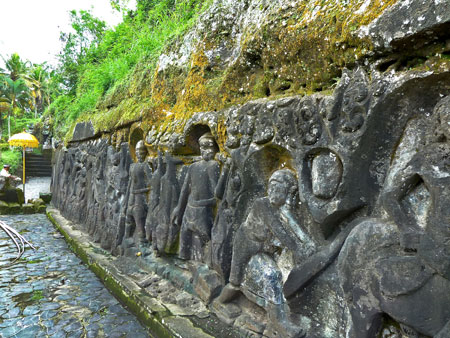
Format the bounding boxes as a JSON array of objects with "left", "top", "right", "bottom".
[
  {"left": 31, "top": 290, "right": 44, "bottom": 301},
  {"left": 3, "top": 0, "right": 412, "bottom": 145},
  {"left": 0, "top": 149, "right": 22, "bottom": 174},
  {"left": 0, "top": 53, "right": 57, "bottom": 140},
  {"left": 45, "top": 0, "right": 213, "bottom": 139}
]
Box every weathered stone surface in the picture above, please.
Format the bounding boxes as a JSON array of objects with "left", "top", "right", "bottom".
[
  {"left": 49, "top": 2, "right": 450, "bottom": 337},
  {"left": 193, "top": 265, "right": 223, "bottom": 304},
  {"left": 51, "top": 68, "right": 450, "bottom": 337},
  {"left": 360, "top": 0, "right": 450, "bottom": 52},
  {"left": 71, "top": 122, "right": 95, "bottom": 142}
]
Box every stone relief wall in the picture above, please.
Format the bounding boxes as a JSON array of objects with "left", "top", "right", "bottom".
[{"left": 50, "top": 65, "right": 450, "bottom": 337}]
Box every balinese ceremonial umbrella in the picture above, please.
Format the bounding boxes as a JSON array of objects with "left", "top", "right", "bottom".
[{"left": 8, "top": 130, "right": 39, "bottom": 198}]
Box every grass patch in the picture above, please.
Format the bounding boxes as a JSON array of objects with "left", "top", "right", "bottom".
[{"left": 31, "top": 290, "right": 44, "bottom": 301}]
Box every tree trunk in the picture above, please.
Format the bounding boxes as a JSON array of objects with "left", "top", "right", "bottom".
[
  {"left": 8, "top": 115, "right": 11, "bottom": 140},
  {"left": 0, "top": 112, "right": 3, "bottom": 140}
]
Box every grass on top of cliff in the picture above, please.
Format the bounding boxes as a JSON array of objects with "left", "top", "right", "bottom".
[{"left": 45, "top": 0, "right": 212, "bottom": 140}]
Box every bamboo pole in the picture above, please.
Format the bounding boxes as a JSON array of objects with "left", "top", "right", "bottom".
[{"left": 23, "top": 146, "right": 25, "bottom": 199}]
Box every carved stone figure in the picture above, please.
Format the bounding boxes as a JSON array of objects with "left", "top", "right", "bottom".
[
  {"left": 101, "top": 145, "right": 124, "bottom": 250},
  {"left": 295, "top": 96, "right": 322, "bottom": 145},
  {"left": 253, "top": 103, "right": 275, "bottom": 145},
  {"left": 145, "top": 151, "right": 165, "bottom": 243},
  {"left": 275, "top": 103, "right": 296, "bottom": 146},
  {"left": 239, "top": 113, "right": 255, "bottom": 147},
  {"left": 122, "top": 140, "right": 152, "bottom": 247},
  {"left": 153, "top": 152, "right": 181, "bottom": 255},
  {"left": 341, "top": 68, "right": 369, "bottom": 133},
  {"left": 337, "top": 96, "right": 450, "bottom": 338},
  {"left": 90, "top": 146, "right": 107, "bottom": 238},
  {"left": 209, "top": 156, "right": 241, "bottom": 280},
  {"left": 171, "top": 132, "right": 220, "bottom": 261},
  {"left": 219, "top": 169, "right": 316, "bottom": 338},
  {"left": 224, "top": 108, "right": 241, "bottom": 149},
  {"left": 70, "top": 152, "right": 87, "bottom": 222}
]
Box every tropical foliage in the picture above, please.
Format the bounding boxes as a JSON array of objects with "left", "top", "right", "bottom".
[
  {"left": 45, "top": 0, "right": 211, "bottom": 138},
  {"left": 1, "top": 1, "right": 212, "bottom": 142},
  {"left": 0, "top": 53, "right": 56, "bottom": 139}
]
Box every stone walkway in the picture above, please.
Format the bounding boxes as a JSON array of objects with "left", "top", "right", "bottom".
[
  {"left": 24, "top": 177, "right": 51, "bottom": 202},
  {"left": 0, "top": 214, "right": 150, "bottom": 338}
]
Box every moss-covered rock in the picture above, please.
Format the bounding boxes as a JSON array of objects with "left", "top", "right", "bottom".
[{"left": 65, "top": 0, "right": 408, "bottom": 143}]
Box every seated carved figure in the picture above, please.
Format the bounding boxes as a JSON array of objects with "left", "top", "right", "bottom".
[
  {"left": 337, "top": 96, "right": 450, "bottom": 338},
  {"left": 219, "top": 169, "right": 316, "bottom": 338}
]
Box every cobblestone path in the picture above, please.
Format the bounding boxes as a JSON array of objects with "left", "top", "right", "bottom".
[{"left": 0, "top": 215, "right": 150, "bottom": 338}]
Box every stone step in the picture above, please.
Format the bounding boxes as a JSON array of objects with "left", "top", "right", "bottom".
[
  {"left": 26, "top": 172, "right": 52, "bottom": 176},
  {"left": 24, "top": 153, "right": 52, "bottom": 178}
]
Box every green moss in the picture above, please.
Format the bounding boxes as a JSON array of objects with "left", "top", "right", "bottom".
[{"left": 56, "top": 0, "right": 406, "bottom": 144}]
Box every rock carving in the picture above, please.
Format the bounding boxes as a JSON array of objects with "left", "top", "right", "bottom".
[{"left": 171, "top": 132, "right": 221, "bottom": 262}]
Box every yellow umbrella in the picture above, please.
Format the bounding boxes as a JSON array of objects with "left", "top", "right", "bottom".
[{"left": 8, "top": 130, "right": 39, "bottom": 199}]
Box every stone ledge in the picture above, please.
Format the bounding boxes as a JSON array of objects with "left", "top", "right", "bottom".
[
  {"left": 46, "top": 207, "right": 230, "bottom": 338},
  {"left": 0, "top": 201, "right": 46, "bottom": 215}
]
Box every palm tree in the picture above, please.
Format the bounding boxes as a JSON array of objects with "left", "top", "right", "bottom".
[
  {"left": 28, "top": 64, "right": 52, "bottom": 118},
  {"left": 0, "top": 77, "right": 32, "bottom": 139},
  {"left": 2, "top": 53, "right": 31, "bottom": 82}
]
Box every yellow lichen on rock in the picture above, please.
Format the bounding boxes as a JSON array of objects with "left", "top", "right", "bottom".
[{"left": 68, "top": 0, "right": 402, "bottom": 143}]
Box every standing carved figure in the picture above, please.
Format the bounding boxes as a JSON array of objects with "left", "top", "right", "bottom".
[
  {"left": 123, "top": 140, "right": 152, "bottom": 247},
  {"left": 171, "top": 132, "right": 220, "bottom": 262},
  {"left": 209, "top": 156, "right": 240, "bottom": 280},
  {"left": 145, "top": 151, "right": 165, "bottom": 243},
  {"left": 153, "top": 152, "right": 182, "bottom": 255}
]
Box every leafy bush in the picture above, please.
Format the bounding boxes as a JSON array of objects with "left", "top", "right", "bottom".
[{"left": 0, "top": 149, "right": 22, "bottom": 174}]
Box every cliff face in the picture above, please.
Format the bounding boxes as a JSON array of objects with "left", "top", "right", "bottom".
[{"left": 52, "top": 1, "right": 450, "bottom": 337}]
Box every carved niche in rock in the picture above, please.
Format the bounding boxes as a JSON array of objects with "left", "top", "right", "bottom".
[{"left": 299, "top": 148, "right": 351, "bottom": 238}]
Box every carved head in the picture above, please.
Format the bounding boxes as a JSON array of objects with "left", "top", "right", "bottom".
[
  {"left": 341, "top": 68, "right": 369, "bottom": 132},
  {"left": 433, "top": 95, "right": 450, "bottom": 142},
  {"left": 268, "top": 169, "right": 297, "bottom": 208},
  {"left": 254, "top": 108, "right": 275, "bottom": 144},
  {"left": 311, "top": 151, "right": 342, "bottom": 199},
  {"left": 199, "top": 132, "right": 217, "bottom": 161},
  {"left": 135, "top": 140, "right": 147, "bottom": 163}
]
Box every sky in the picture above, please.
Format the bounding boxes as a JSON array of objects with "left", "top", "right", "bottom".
[{"left": 0, "top": 0, "right": 136, "bottom": 69}]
